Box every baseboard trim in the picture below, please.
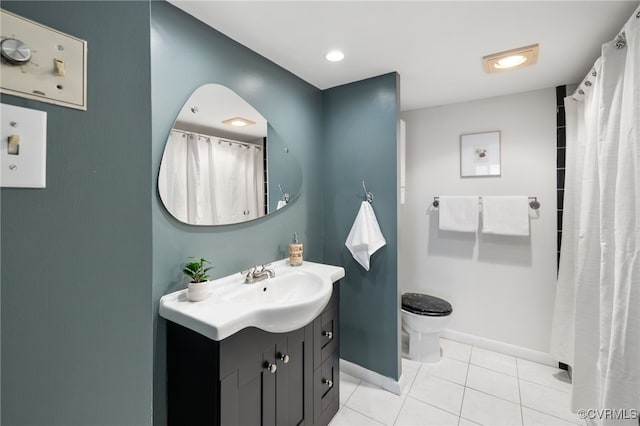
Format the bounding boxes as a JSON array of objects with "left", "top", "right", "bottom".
[
  {"left": 340, "top": 331, "right": 558, "bottom": 398},
  {"left": 340, "top": 359, "right": 402, "bottom": 395},
  {"left": 440, "top": 329, "right": 558, "bottom": 367}
]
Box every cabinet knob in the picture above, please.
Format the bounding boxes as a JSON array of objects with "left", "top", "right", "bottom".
[
  {"left": 322, "top": 330, "right": 333, "bottom": 340},
  {"left": 278, "top": 352, "right": 290, "bottom": 364},
  {"left": 322, "top": 378, "right": 333, "bottom": 388},
  {"left": 264, "top": 361, "right": 277, "bottom": 374}
]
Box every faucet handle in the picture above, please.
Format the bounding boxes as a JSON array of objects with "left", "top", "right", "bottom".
[
  {"left": 241, "top": 265, "right": 257, "bottom": 276},
  {"left": 256, "top": 263, "right": 271, "bottom": 272}
]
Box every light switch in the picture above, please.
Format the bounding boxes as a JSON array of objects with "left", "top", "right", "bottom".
[
  {"left": 8, "top": 134, "right": 21, "bottom": 155},
  {"left": 54, "top": 58, "right": 66, "bottom": 77},
  {"left": 1, "top": 103, "right": 47, "bottom": 188}
]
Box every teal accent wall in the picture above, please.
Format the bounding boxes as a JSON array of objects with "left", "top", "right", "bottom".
[
  {"left": 150, "top": 3, "right": 323, "bottom": 424},
  {"left": 322, "top": 74, "right": 401, "bottom": 380},
  {"left": 0, "top": 2, "right": 153, "bottom": 425},
  {"left": 0, "top": 2, "right": 401, "bottom": 424}
]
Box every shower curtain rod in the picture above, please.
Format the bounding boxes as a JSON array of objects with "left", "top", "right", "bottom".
[
  {"left": 171, "top": 129, "right": 263, "bottom": 149},
  {"left": 571, "top": 26, "right": 630, "bottom": 99}
]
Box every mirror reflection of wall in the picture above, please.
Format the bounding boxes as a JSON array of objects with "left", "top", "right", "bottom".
[{"left": 158, "top": 84, "right": 302, "bottom": 226}]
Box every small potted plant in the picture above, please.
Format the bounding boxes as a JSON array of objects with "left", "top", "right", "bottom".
[{"left": 183, "top": 257, "right": 213, "bottom": 302}]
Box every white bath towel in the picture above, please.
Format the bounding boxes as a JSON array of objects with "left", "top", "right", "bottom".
[
  {"left": 345, "top": 201, "right": 386, "bottom": 271},
  {"left": 438, "top": 196, "right": 479, "bottom": 232},
  {"left": 481, "top": 196, "right": 530, "bottom": 236},
  {"left": 276, "top": 200, "right": 287, "bottom": 210}
]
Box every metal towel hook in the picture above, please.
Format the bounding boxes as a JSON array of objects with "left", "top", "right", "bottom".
[
  {"left": 278, "top": 184, "right": 290, "bottom": 203},
  {"left": 362, "top": 181, "right": 374, "bottom": 203}
]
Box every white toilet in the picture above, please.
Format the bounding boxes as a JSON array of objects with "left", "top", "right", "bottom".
[{"left": 401, "top": 293, "right": 453, "bottom": 363}]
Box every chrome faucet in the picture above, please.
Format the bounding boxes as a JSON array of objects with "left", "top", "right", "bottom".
[{"left": 243, "top": 263, "right": 276, "bottom": 284}]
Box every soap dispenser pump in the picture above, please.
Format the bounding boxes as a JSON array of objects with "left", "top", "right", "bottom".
[{"left": 289, "top": 232, "right": 303, "bottom": 266}]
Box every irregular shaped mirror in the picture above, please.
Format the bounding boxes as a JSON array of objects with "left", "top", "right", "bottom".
[{"left": 158, "top": 84, "right": 302, "bottom": 225}]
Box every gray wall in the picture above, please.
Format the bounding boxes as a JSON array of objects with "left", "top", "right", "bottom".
[
  {"left": 150, "top": 3, "right": 324, "bottom": 424},
  {"left": 0, "top": 2, "right": 153, "bottom": 426},
  {"left": 322, "top": 74, "right": 401, "bottom": 380}
]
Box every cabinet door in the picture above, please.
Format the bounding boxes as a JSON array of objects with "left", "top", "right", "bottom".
[
  {"left": 276, "top": 325, "right": 313, "bottom": 426},
  {"left": 219, "top": 328, "right": 284, "bottom": 426}
]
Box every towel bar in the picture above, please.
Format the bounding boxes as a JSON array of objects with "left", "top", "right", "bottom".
[{"left": 432, "top": 196, "right": 540, "bottom": 210}]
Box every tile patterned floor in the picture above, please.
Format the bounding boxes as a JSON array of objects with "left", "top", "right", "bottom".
[{"left": 330, "top": 338, "right": 582, "bottom": 426}]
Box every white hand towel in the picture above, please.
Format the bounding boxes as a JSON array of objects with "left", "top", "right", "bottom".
[
  {"left": 345, "top": 201, "right": 387, "bottom": 271},
  {"left": 438, "top": 196, "right": 479, "bottom": 232},
  {"left": 277, "top": 200, "right": 287, "bottom": 210},
  {"left": 481, "top": 196, "right": 530, "bottom": 236}
]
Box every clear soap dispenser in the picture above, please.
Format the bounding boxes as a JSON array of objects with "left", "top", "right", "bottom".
[{"left": 289, "top": 232, "right": 303, "bottom": 266}]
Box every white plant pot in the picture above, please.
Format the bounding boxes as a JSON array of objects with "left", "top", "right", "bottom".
[{"left": 187, "top": 281, "right": 209, "bottom": 302}]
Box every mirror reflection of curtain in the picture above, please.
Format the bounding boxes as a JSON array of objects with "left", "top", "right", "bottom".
[{"left": 159, "top": 130, "right": 265, "bottom": 225}]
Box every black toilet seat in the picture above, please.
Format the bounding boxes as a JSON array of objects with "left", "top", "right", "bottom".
[{"left": 401, "top": 293, "right": 452, "bottom": 317}]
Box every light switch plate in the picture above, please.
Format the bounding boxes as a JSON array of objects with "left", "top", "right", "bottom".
[
  {"left": 1, "top": 9, "right": 87, "bottom": 110},
  {"left": 1, "top": 103, "right": 47, "bottom": 188}
]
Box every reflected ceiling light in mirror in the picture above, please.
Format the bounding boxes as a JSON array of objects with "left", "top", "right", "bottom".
[
  {"left": 223, "top": 117, "right": 256, "bottom": 127},
  {"left": 325, "top": 50, "right": 344, "bottom": 62},
  {"left": 483, "top": 44, "right": 538, "bottom": 73}
]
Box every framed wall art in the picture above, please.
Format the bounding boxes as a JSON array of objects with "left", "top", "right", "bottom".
[{"left": 460, "top": 131, "right": 501, "bottom": 177}]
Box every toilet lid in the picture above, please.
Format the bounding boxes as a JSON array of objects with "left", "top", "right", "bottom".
[{"left": 401, "top": 293, "right": 452, "bottom": 317}]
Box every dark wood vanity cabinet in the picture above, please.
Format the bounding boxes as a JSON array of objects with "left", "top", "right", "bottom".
[{"left": 167, "top": 282, "right": 340, "bottom": 426}]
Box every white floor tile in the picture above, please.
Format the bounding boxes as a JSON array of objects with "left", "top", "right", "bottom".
[
  {"left": 461, "top": 388, "right": 523, "bottom": 426},
  {"left": 466, "top": 364, "right": 521, "bottom": 403},
  {"left": 329, "top": 406, "right": 385, "bottom": 426},
  {"left": 458, "top": 417, "right": 482, "bottom": 425},
  {"left": 421, "top": 356, "right": 469, "bottom": 385},
  {"left": 520, "top": 380, "right": 580, "bottom": 424},
  {"left": 395, "top": 397, "right": 459, "bottom": 426},
  {"left": 440, "top": 338, "right": 472, "bottom": 363},
  {"left": 408, "top": 369, "right": 465, "bottom": 415},
  {"left": 340, "top": 372, "right": 361, "bottom": 406},
  {"left": 400, "top": 357, "right": 421, "bottom": 396},
  {"left": 333, "top": 346, "right": 579, "bottom": 426},
  {"left": 345, "top": 381, "right": 406, "bottom": 426},
  {"left": 522, "top": 407, "right": 582, "bottom": 426},
  {"left": 517, "top": 359, "right": 572, "bottom": 393},
  {"left": 470, "top": 347, "right": 518, "bottom": 376},
  {"left": 402, "top": 356, "right": 423, "bottom": 372}
]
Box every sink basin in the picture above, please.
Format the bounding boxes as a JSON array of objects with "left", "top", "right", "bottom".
[{"left": 159, "top": 260, "right": 345, "bottom": 341}]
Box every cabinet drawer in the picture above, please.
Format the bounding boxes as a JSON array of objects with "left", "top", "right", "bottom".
[
  {"left": 313, "top": 287, "right": 338, "bottom": 369},
  {"left": 313, "top": 354, "right": 339, "bottom": 424}
]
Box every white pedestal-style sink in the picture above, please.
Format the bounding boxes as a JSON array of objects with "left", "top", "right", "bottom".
[{"left": 159, "top": 259, "right": 345, "bottom": 340}]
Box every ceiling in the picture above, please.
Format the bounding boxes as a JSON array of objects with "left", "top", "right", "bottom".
[
  {"left": 169, "top": 1, "right": 638, "bottom": 111},
  {"left": 174, "top": 84, "right": 267, "bottom": 142}
]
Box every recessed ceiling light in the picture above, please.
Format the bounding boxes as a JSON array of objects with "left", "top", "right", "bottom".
[
  {"left": 222, "top": 117, "right": 256, "bottom": 127},
  {"left": 325, "top": 50, "right": 344, "bottom": 62},
  {"left": 483, "top": 44, "right": 539, "bottom": 73},
  {"left": 495, "top": 55, "right": 527, "bottom": 69}
]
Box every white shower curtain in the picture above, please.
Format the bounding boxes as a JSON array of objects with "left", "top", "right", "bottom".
[
  {"left": 551, "top": 7, "right": 639, "bottom": 425},
  {"left": 159, "top": 131, "right": 265, "bottom": 225}
]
